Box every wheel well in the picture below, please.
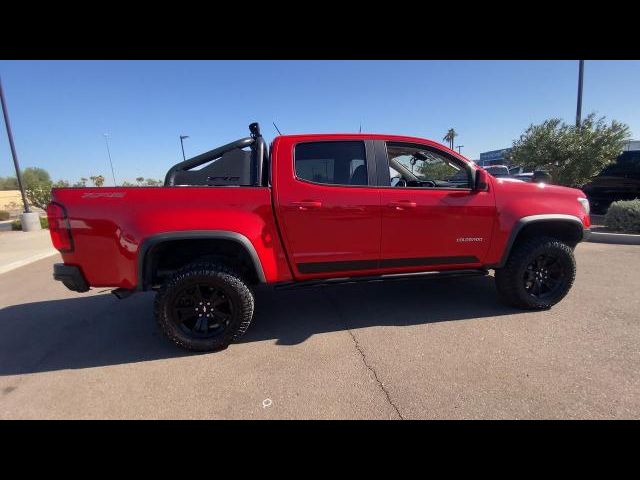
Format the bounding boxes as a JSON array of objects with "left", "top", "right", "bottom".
[
  {"left": 143, "top": 238, "right": 261, "bottom": 289},
  {"left": 513, "top": 220, "right": 583, "bottom": 250}
]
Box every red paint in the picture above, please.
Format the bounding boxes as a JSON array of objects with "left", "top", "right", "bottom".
[{"left": 49, "top": 133, "right": 589, "bottom": 289}]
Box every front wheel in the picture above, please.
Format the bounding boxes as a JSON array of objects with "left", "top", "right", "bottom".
[
  {"left": 495, "top": 236, "right": 576, "bottom": 309},
  {"left": 154, "top": 262, "right": 255, "bottom": 351}
]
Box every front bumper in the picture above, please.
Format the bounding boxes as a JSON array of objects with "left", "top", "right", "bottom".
[{"left": 53, "top": 263, "right": 90, "bottom": 292}]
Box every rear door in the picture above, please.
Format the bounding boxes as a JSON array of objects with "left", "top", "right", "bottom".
[
  {"left": 377, "top": 140, "right": 495, "bottom": 271},
  {"left": 274, "top": 137, "right": 381, "bottom": 280}
]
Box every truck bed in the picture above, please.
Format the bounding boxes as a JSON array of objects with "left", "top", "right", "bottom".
[{"left": 51, "top": 186, "right": 292, "bottom": 289}]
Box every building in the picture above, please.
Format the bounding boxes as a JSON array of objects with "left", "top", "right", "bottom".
[
  {"left": 478, "top": 148, "right": 512, "bottom": 167},
  {"left": 478, "top": 140, "right": 638, "bottom": 167}
]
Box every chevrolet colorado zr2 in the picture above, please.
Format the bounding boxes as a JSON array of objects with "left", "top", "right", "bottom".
[{"left": 47, "top": 123, "right": 591, "bottom": 351}]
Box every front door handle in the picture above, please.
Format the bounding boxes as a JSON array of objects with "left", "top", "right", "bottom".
[
  {"left": 291, "top": 200, "right": 322, "bottom": 210},
  {"left": 388, "top": 200, "right": 417, "bottom": 210}
]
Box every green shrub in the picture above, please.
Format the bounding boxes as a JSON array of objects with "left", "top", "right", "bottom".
[
  {"left": 10, "top": 216, "right": 49, "bottom": 231},
  {"left": 604, "top": 199, "right": 640, "bottom": 233},
  {"left": 0, "top": 210, "right": 10, "bottom": 221}
]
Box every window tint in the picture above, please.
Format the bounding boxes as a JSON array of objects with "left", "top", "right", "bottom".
[
  {"left": 386, "top": 142, "right": 470, "bottom": 188},
  {"left": 295, "top": 141, "right": 367, "bottom": 186},
  {"left": 601, "top": 152, "right": 640, "bottom": 178}
]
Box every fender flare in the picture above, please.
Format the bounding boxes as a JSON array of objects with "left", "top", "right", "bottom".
[
  {"left": 137, "top": 230, "right": 266, "bottom": 290},
  {"left": 493, "top": 214, "right": 587, "bottom": 269}
]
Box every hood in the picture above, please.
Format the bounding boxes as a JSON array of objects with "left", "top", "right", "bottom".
[{"left": 492, "top": 177, "right": 586, "bottom": 198}]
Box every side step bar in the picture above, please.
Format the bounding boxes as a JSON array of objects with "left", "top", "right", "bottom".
[{"left": 273, "top": 269, "right": 489, "bottom": 291}]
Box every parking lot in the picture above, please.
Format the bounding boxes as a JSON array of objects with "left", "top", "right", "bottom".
[{"left": 0, "top": 242, "right": 639, "bottom": 419}]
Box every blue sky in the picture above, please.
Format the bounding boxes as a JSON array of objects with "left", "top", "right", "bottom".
[{"left": 0, "top": 60, "right": 639, "bottom": 185}]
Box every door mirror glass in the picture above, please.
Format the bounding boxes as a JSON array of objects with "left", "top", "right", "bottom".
[{"left": 475, "top": 169, "right": 489, "bottom": 191}]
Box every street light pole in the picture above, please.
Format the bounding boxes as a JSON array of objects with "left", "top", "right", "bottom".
[
  {"left": 456, "top": 145, "right": 464, "bottom": 154},
  {"left": 180, "top": 135, "right": 189, "bottom": 161},
  {"left": 0, "top": 76, "right": 30, "bottom": 213},
  {"left": 576, "top": 60, "right": 584, "bottom": 128},
  {"left": 103, "top": 133, "right": 117, "bottom": 186}
]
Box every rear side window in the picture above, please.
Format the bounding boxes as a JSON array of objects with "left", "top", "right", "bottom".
[{"left": 295, "top": 141, "right": 368, "bottom": 186}]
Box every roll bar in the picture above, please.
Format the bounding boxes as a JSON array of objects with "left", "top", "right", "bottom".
[{"left": 164, "top": 123, "right": 268, "bottom": 187}]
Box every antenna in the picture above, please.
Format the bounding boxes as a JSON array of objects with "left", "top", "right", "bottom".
[{"left": 273, "top": 122, "right": 283, "bottom": 136}]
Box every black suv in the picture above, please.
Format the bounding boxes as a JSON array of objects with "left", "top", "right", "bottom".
[{"left": 582, "top": 151, "right": 640, "bottom": 213}]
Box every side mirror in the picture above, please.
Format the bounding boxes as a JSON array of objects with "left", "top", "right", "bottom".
[{"left": 474, "top": 169, "right": 489, "bottom": 192}]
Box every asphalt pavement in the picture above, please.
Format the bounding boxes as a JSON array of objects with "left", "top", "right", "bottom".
[{"left": 1, "top": 242, "right": 639, "bottom": 419}]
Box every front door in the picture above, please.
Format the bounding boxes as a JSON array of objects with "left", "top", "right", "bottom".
[{"left": 378, "top": 141, "right": 495, "bottom": 272}]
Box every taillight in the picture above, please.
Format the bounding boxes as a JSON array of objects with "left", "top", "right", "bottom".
[{"left": 46, "top": 202, "right": 74, "bottom": 252}]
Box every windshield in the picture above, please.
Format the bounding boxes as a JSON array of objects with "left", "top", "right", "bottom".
[
  {"left": 599, "top": 152, "right": 640, "bottom": 178},
  {"left": 389, "top": 147, "right": 461, "bottom": 181}
]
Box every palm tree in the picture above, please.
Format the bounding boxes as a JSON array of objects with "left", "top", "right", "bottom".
[
  {"left": 443, "top": 128, "right": 458, "bottom": 150},
  {"left": 90, "top": 175, "right": 105, "bottom": 187}
]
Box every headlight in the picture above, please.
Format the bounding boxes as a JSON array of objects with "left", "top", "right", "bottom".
[{"left": 578, "top": 197, "right": 590, "bottom": 215}]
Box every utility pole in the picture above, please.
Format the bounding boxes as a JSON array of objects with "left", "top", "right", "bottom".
[
  {"left": 103, "top": 133, "right": 117, "bottom": 186},
  {"left": 180, "top": 135, "right": 189, "bottom": 161},
  {"left": 0, "top": 76, "right": 30, "bottom": 213},
  {"left": 576, "top": 60, "right": 584, "bottom": 128}
]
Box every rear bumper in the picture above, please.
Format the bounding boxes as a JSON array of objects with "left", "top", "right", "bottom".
[{"left": 53, "top": 263, "right": 90, "bottom": 292}]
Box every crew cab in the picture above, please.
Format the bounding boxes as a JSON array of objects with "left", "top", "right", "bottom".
[{"left": 48, "top": 123, "right": 591, "bottom": 351}]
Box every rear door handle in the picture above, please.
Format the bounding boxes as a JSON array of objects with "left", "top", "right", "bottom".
[
  {"left": 388, "top": 200, "right": 417, "bottom": 209},
  {"left": 291, "top": 200, "right": 322, "bottom": 210}
]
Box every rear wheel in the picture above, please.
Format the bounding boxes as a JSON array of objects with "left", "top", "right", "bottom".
[
  {"left": 495, "top": 236, "right": 576, "bottom": 309},
  {"left": 154, "top": 262, "right": 254, "bottom": 351}
]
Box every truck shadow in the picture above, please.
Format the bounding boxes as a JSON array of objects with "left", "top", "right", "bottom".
[
  {"left": 0, "top": 274, "right": 518, "bottom": 376},
  {"left": 246, "top": 274, "right": 517, "bottom": 345}
]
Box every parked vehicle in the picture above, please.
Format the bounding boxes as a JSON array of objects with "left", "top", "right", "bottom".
[
  {"left": 508, "top": 166, "right": 552, "bottom": 183},
  {"left": 582, "top": 150, "right": 640, "bottom": 214},
  {"left": 484, "top": 165, "right": 511, "bottom": 178},
  {"left": 48, "top": 124, "right": 591, "bottom": 351}
]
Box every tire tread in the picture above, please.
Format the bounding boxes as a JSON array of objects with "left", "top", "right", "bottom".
[
  {"left": 154, "top": 261, "right": 254, "bottom": 352},
  {"left": 495, "top": 236, "right": 576, "bottom": 309}
]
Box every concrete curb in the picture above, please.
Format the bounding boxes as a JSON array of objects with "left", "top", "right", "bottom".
[
  {"left": 0, "top": 220, "right": 13, "bottom": 232},
  {"left": 586, "top": 231, "right": 640, "bottom": 245}
]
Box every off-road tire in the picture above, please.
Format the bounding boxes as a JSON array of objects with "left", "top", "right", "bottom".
[
  {"left": 154, "top": 262, "right": 255, "bottom": 352},
  {"left": 495, "top": 236, "right": 576, "bottom": 309}
]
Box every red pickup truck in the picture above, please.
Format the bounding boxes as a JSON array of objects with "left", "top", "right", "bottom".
[{"left": 47, "top": 123, "right": 591, "bottom": 351}]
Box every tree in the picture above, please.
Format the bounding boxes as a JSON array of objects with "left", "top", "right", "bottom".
[
  {"left": 22, "top": 167, "right": 51, "bottom": 189},
  {"left": 443, "top": 128, "right": 457, "bottom": 150},
  {"left": 19, "top": 167, "right": 53, "bottom": 210},
  {"left": 25, "top": 183, "right": 53, "bottom": 209},
  {"left": 145, "top": 178, "right": 162, "bottom": 187},
  {"left": 90, "top": 175, "right": 105, "bottom": 187},
  {"left": 418, "top": 161, "right": 457, "bottom": 181},
  {"left": 0, "top": 176, "right": 19, "bottom": 190},
  {"left": 509, "top": 113, "right": 630, "bottom": 187},
  {"left": 135, "top": 176, "right": 145, "bottom": 186}
]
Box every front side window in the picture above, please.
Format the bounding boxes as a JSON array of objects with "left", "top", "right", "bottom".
[
  {"left": 295, "top": 141, "right": 368, "bottom": 186},
  {"left": 386, "top": 142, "right": 470, "bottom": 189}
]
